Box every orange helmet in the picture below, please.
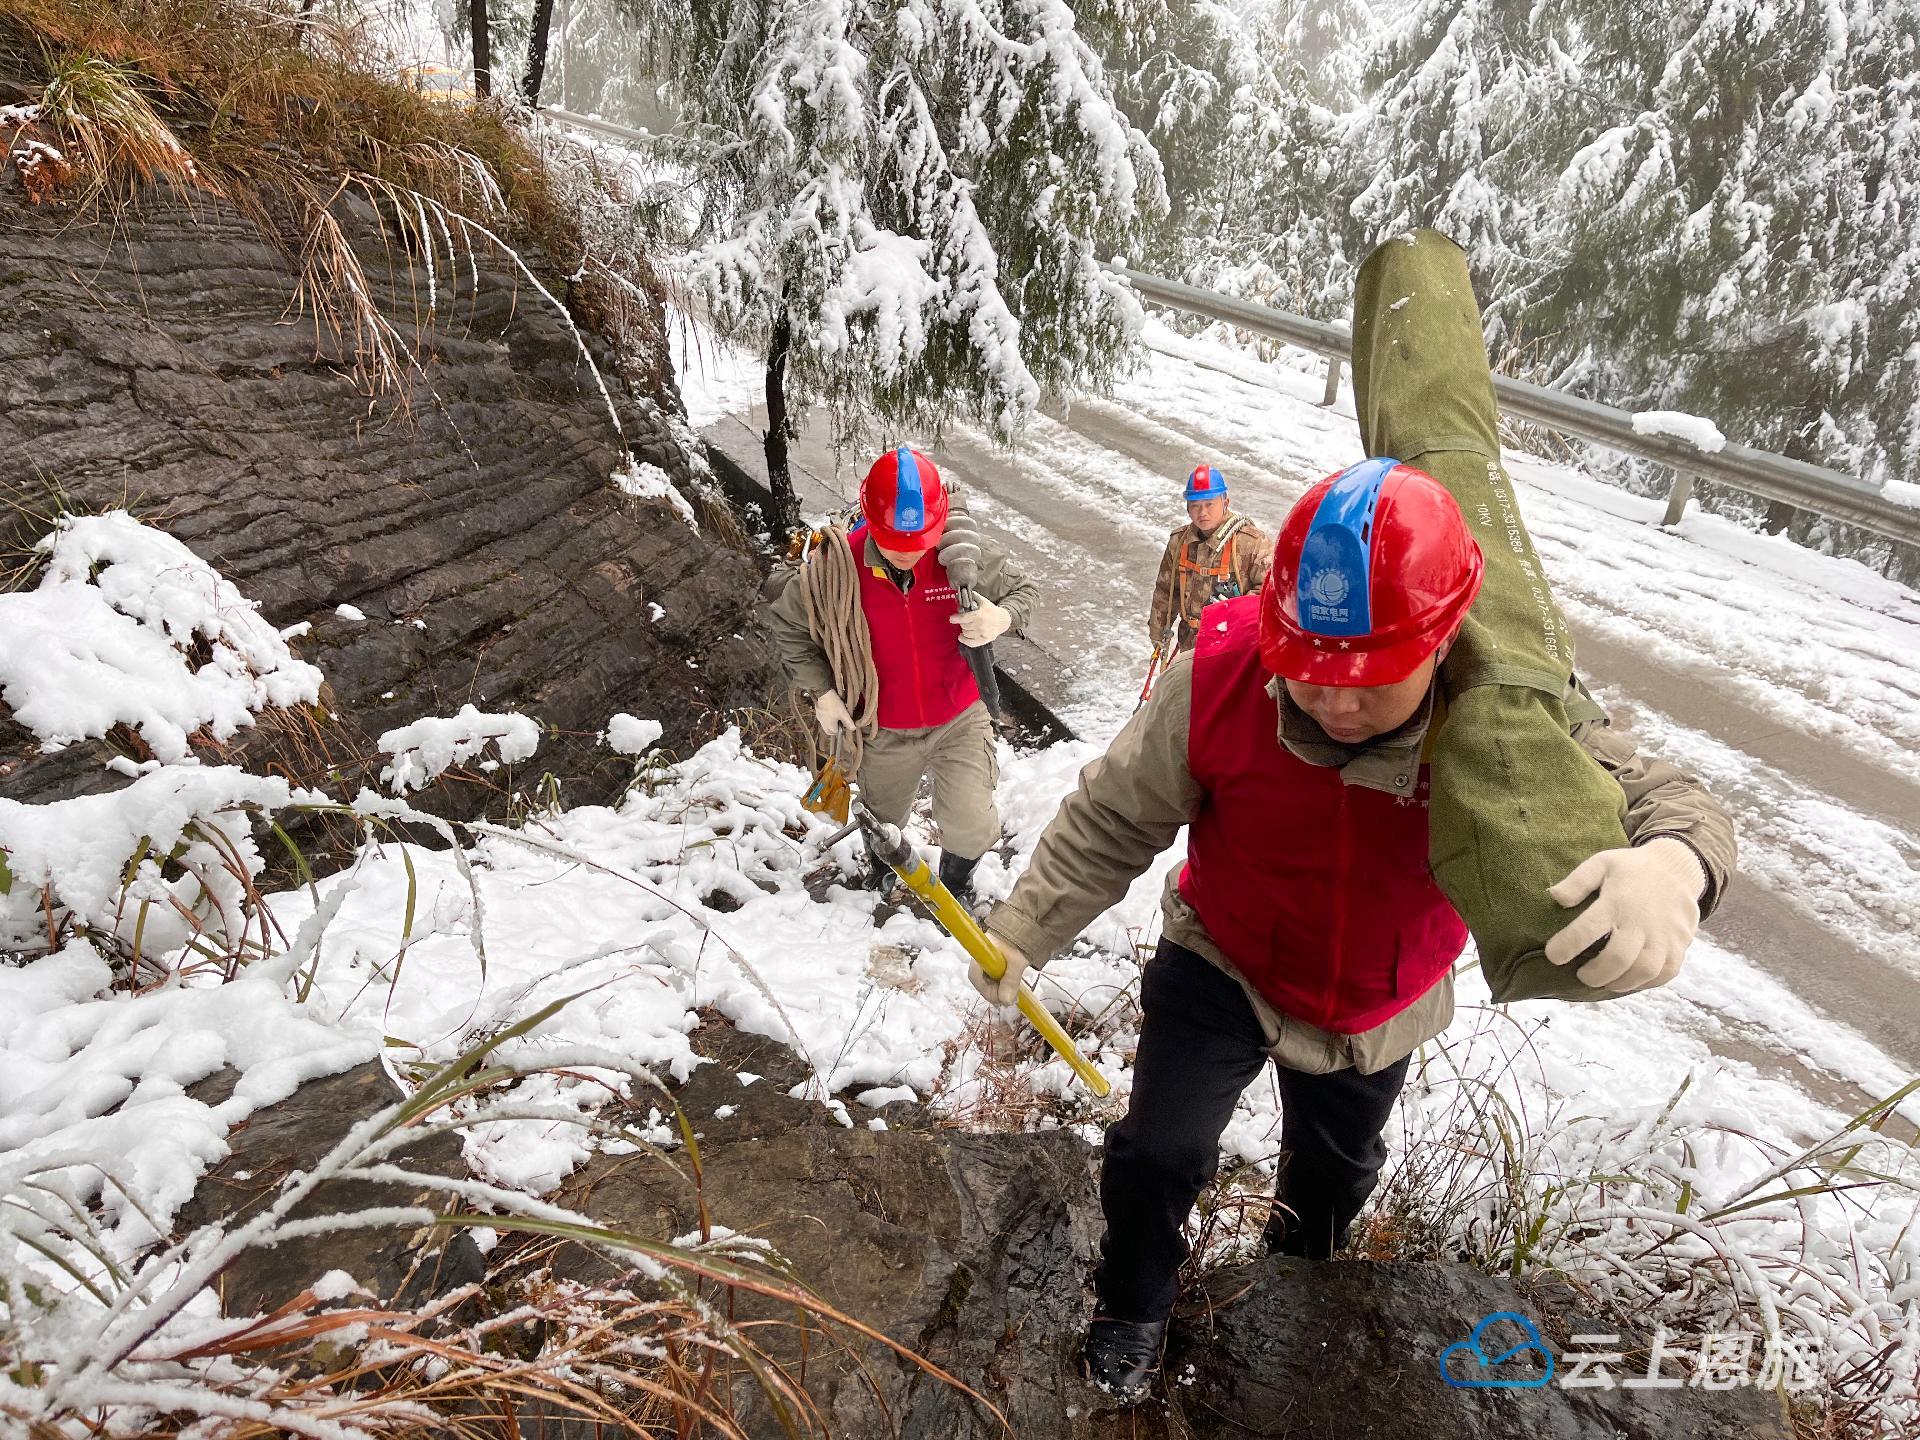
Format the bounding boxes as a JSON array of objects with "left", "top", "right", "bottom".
[{"left": 1259, "top": 458, "right": 1484, "bottom": 686}]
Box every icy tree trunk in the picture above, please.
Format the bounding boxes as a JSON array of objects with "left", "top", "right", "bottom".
[
  {"left": 521, "top": 0, "right": 556, "bottom": 105},
  {"left": 764, "top": 310, "right": 800, "bottom": 536},
  {"left": 469, "top": 0, "right": 492, "bottom": 99}
]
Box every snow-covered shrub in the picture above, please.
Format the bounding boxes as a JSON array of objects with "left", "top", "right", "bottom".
[
  {"left": 377, "top": 704, "right": 543, "bottom": 793},
  {"left": 1358, "top": 1006, "right": 1920, "bottom": 1430},
  {"left": 0, "top": 766, "right": 315, "bottom": 962},
  {"left": 0, "top": 511, "right": 335, "bottom": 966},
  {"left": 0, "top": 511, "right": 322, "bottom": 762}
]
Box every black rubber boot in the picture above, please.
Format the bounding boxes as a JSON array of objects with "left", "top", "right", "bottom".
[
  {"left": 1081, "top": 1316, "right": 1167, "bottom": 1406},
  {"left": 937, "top": 849, "right": 979, "bottom": 903}
]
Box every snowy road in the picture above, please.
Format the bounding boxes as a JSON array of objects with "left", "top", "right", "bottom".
[{"left": 707, "top": 319, "right": 1920, "bottom": 1117}]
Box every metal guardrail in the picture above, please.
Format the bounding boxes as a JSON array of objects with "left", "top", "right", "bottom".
[
  {"left": 533, "top": 105, "right": 1917, "bottom": 549},
  {"left": 538, "top": 105, "right": 657, "bottom": 147},
  {"left": 1115, "top": 268, "right": 1920, "bottom": 549}
]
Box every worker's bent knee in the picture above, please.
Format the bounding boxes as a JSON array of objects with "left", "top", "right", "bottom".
[
  {"left": 1106, "top": 1120, "right": 1221, "bottom": 1193},
  {"left": 936, "top": 805, "right": 1000, "bottom": 860}
]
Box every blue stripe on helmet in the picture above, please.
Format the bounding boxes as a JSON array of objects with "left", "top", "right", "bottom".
[
  {"left": 1296, "top": 457, "right": 1396, "bottom": 638},
  {"left": 891, "top": 446, "right": 926, "bottom": 534}
]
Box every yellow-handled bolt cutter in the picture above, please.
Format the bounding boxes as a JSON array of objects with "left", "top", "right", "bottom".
[{"left": 825, "top": 808, "right": 1112, "bottom": 1098}]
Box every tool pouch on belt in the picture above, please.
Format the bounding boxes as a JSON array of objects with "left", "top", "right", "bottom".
[{"left": 1352, "top": 229, "right": 1627, "bottom": 1003}]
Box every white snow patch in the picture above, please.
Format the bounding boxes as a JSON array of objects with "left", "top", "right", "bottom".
[
  {"left": 1631, "top": 408, "right": 1728, "bottom": 453},
  {"left": 377, "top": 705, "right": 541, "bottom": 793},
  {"left": 0, "top": 511, "right": 323, "bottom": 760},
  {"left": 0, "top": 766, "right": 315, "bottom": 955},
  {"left": 613, "top": 460, "right": 699, "bottom": 530},
  {"left": 0, "top": 938, "right": 378, "bottom": 1253},
  {"left": 312, "top": 1269, "right": 364, "bottom": 1302},
  {"left": 668, "top": 305, "right": 765, "bottom": 427},
  {"left": 604, "top": 714, "right": 664, "bottom": 755}
]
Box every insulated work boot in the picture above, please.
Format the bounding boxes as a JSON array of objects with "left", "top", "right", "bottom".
[
  {"left": 1081, "top": 1316, "right": 1167, "bottom": 1407},
  {"left": 937, "top": 849, "right": 979, "bottom": 904}
]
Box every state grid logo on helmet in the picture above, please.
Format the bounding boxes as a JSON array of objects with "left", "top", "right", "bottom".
[
  {"left": 1258, "top": 455, "right": 1486, "bottom": 687},
  {"left": 859, "top": 444, "right": 950, "bottom": 552},
  {"left": 1296, "top": 456, "right": 1393, "bottom": 637}
]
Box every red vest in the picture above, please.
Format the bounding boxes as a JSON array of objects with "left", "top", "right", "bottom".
[
  {"left": 851, "top": 525, "right": 980, "bottom": 730},
  {"left": 1176, "top": 596, "right": 1465, "bottom": 1034}
]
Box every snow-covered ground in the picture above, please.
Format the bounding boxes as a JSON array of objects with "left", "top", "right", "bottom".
[{"left": 5, "top": 312, "right": 1918, "bottom": 1428}]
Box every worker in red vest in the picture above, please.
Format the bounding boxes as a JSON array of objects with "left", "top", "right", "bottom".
[
  {"left": 765, "top": 446, "right": 1036, "bottom": 899},
  {"left": 978, "top": 459, "right": 1734, "bottom": 1404}
]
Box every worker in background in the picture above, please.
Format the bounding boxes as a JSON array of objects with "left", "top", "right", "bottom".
[
  {"left": 1146, "top": 464, "right": 1271, "bottom": 655},
  {"left": 763, "top": 446, "right": 1036, "bottom": 901}
]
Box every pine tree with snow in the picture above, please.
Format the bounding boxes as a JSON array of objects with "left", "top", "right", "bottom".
[
  {"left": 1066, "top": 1, "right": 1375, "bottom": 320},
  {"left": 1196, "top": 0, "right": 1378, "bottom": 320},
  {"left": 1546, "top": 0, "right": 1920, "bottom": 502},
  {"left": 1070, "top": 1, "right": 1249, "bottom": 253},
  {"left": 612, "top": 0, "right": 1165, "bottom": 530},
  {"left": 1351, "top": 0, "right": 1569, "bottom": 341},
  {"left": 1277, "top": 0, "right": 1376, "bottom": 104}
]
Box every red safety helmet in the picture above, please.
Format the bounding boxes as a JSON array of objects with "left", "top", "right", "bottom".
[
  {"left": 860, "top": 445, "right": 949, "bottom": 552},
  {"left": 1259, "top": 457, "right": 1484, "bottom": 686}
]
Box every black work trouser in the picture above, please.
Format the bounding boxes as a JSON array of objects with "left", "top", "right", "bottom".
[{"left": 1093, "top": 940, "right": 1412, "bottom": 1324}]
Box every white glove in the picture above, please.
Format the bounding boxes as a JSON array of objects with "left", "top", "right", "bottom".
[
  {"left": 950, "top": 597, "right": 1011, "bottom": 648},
  {"left": 969, "top": 935, "right": 1030, "bottom": 1007},
  {"left": 814, "top": 690, "right": 854, "bottom": 737},
  {"left": 1545, "top": 837, "right": 1706, "bottom": 993}
]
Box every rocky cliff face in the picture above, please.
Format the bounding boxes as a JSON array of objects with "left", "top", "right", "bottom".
[
  {"left": 0, "top": 158, "right": 782, "bottom": 825},
  {"left": 188, "top": 1021, "right": 1794, "bottom": 1440}
]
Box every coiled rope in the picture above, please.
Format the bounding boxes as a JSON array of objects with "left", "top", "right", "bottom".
[{"left": 797, "top": 525, "right": 881, "bottom": 772}]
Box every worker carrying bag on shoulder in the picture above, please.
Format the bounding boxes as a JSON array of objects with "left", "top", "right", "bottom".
[{"left": 1351, "top": 228, "right": 1629, "bottom": 1002}]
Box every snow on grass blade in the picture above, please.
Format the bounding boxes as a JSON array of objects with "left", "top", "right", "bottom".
[
  {"left": 1358, "top": 1004, "right": 1920, "bottom": 1428},
  {"left": 376, "top": 704, "right": 542, "bottom": 794},
  {"left": 2, "top": 1016, "right": 1000, "bottom": 1438}
]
